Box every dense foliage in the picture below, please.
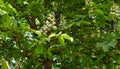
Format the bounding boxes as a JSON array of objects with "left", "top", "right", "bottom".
[{"left": 1, "top": 0, "right": 120, "bottom": 69}]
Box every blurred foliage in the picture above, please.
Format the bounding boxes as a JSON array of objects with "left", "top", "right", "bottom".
[{"left": 1, "top": 0, "right": 120, "bottom": 69}]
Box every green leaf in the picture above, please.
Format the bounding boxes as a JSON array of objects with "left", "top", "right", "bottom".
[
  {"left": 107, "top": 39, "right": 117, "bottom": 48},
  {"left": 20, "top": 23, "right": 30, "bottom": 30},
  {"left": 97, "top": 39, "right": 117, "bottom": 52},
  {"left": 0, "top": 0, "right": 3, "bottom": 6},
  {"left": 107, "top": 63, "right": 114, "bottom": 69},
  {"left": 66, "top": 21, "right": 75, "bottom": 28},
  {"left": 17, "top": 0, "right": 22, "bottom": 4},
  {"left": 61, "top": 34, "right": 73, "bottom": 42},
  {"left": 0, "top": 59, "right": 10, "bottom": 69},
  {"left": 34, "top": 45, "right": 43, "bottom": 55},
  {"left": 102, "top": 44, "right": 109, "bottom": 52},
  {"left": 6, "top": 4, "right": 17, "bottom": 14},
  {"left": 31, "top": 29, "right": 41, "bottom": 36},
  {"left": 95, "top": 9, "right": 104, "bottom": 15},
  {"left": 47, "top": 33, "right": 56, "bottom": 42},
  {"left": 108, "top": 14, "right": 117, "bottom": 21},
  {"left": 113, "top": 55, "right": 120, "bottom": 64},
  {"left": 31, "top": 42, "right": 37, "bottom": 48},
  {"left": 47, "top": 48, "right": 52, "bottom": 59},
  {"left": 2, "top": 13, "right": 11, "bottom": 27},
  {"left": 48, "top": 33, "right": 56, "bottom": 38},
  {"left": 80, "top": 20, "right": 90, "bottom": 25},
  {"left": 58, "top": 35, "right": 65, "bottom": 46},
  {"left": 61, "top": 34, "right": 70, "bottom": 40},
  {"left": 58, "top": 33, "right": 73, "bottom": 46}
]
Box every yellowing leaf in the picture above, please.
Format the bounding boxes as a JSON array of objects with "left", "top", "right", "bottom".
[
  {"left": 48, "top": 33, "right": 56, "bottom": 38},
  {"left": 47, "top": 33, "right": 56, "bottom": 42},
  {"left": 0, "top": 59, "right": 10, "bottom": 69},
  {"left": 31, "top": 29, "right": 41, "bottom": 36},
  {"left": 61, "top": 34, "right": 73, "bottom": 42},
  {"left": 61, "top": 34, "right": 70, "bottom": 39},
  {"left": 58, "top": 33, "right": 73, "bottom": 46}
]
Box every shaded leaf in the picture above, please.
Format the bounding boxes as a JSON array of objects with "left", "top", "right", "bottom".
[
  {"left": 113, "top": 55, "right": 120, "bottom": 64},
  {"left": 34, "top": 45, "right": 43, "bottom": 55},
  {"left": 102, "top": 45, "right": 109, "bottom": 52},
  {"left": 107, "top": 63, "right": 114, "bottom": 69},
  {"left": 107, "top": 39, "right": 117, "bottom": 48},
  {"left": 47, "top": 48, "right": 53, "bottom": 59},
  {"left": 95, "top": 9, "right": 104, "bottom": 15},
  {"left": 97, "top": 39, "right": 117, "bottom": 52}
]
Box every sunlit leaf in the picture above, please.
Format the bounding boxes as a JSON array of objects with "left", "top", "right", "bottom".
[
  {"left": 48, "top": 33, "right": 56, "bottom": 38},
  {"left": 31, "top": 29, "right": 41, "bottom": 36},
  {"left": 6, "top": 4, "right": 17, "bottom": 14},
  {"left": 0, "top": 0, "right": 3, "bottom": 6},
  {"left": 0, "top": 59, "right": 10, "bottom": 69},
  {"left": 61, "top": 34, "right": 73, "bottom": 42},
  {"left": 58, "top": 35, "right": 65, "bottom": 46}
]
